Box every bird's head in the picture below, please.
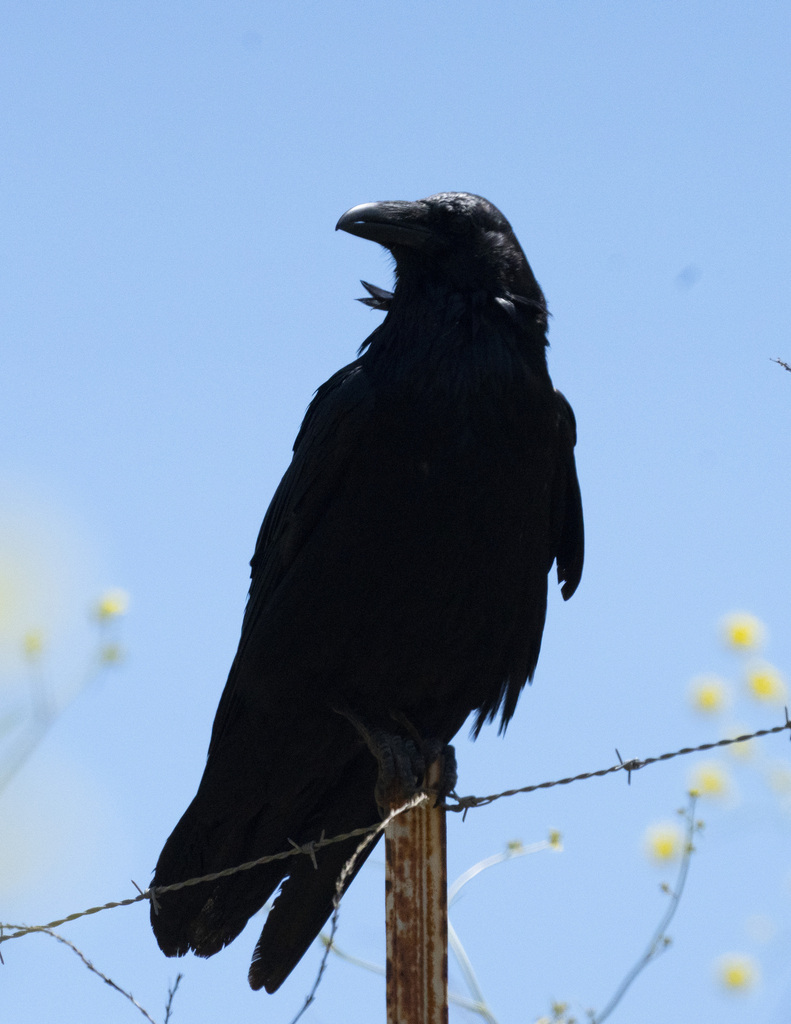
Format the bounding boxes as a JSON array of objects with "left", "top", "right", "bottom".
[{"left": 336, "top": 192, "right": 546, "bottom": 321}]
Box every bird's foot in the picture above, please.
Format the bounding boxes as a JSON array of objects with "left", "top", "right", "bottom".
[
  {"left": 388, "top": 714, "right": 457, "bottom": 804},
  {"left": 369, "top": 729, "right": 426, "bottom": 814},
  {"left": 334, "top": 706, "right": 456, "bottom": 816},
  {"left": 422, "top": 738, "right": 458, "bottom": 805}
]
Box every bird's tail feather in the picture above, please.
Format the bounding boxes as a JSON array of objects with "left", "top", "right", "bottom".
[
  {"left": 249, "top": 806, "right": 381, "bottom": 992},
  {"left": 150, "top": 797, "right": 288, "bottom": 960},
  {"left": 152, "top": 747, "right": 381, "bottom": 989}
]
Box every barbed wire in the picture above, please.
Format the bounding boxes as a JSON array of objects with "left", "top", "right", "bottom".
[
  {"left": 0, "top": 798, "right": 426, "bottom": 947},
  {"left": 447, "top": 711, "right": 791, "bottom": 813},
  {"left": 1, "top": 711, "right": 789, "bottom": 948}
]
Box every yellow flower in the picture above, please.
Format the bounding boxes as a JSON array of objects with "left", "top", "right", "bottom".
[
  {"left": 721, "top": 610, "right": 766, "bottom": 651},
  {"left": 94, "top": 588, "right": 129, "bottom": 620},
  {"left": 688, "top": 675, "right": 729, "bottom": 714},
  {"left": 643, "top": 821, "right": 684, "bottom": 863},
  {"left": 745, "top": 661, "right": 787, "bottom": 704},
  {"left": 22, "top": 629, "right": 45, "bottom": 660},
  {"left": 721, "top": 612, "right": 765, "bottom": 651},
  {"left": 716, "top": 953, "right": 759, "bottom": 992},
  {"left": 689, "top": 761, "right": 730, "bottom": 800}
]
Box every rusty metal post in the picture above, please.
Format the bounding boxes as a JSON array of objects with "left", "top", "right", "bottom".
[{"left": 385, "top": 758, "right": 448, "bottom": 1024}]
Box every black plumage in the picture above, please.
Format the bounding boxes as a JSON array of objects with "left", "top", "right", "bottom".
[{"left": 151, "top": 192, "right": 584, "bottom": 993}]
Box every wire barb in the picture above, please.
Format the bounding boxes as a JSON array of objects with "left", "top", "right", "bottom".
[
  {"left": 615, "top": 749, "right": 643, "bottom": 785},
  {"left": 288, "top": 838, "right": 319, "bottom": 870}
]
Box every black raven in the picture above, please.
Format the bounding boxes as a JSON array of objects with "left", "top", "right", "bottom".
[{"left": 151, "top": 192, "right": 584, "bottom": 993}]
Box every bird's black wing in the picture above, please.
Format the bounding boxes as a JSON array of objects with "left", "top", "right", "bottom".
[
  {"left": 553, "top": 388, "right": 584, "bottom": 600},
  {"left": 207, "top": 358, "right": 375, "bottom": 757},
  {"left": 151, "top": 359, "right": 379, "bottom": 965}
]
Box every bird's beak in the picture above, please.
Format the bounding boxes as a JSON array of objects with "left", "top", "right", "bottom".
[{"left": 336, "top": 201, "right": 433, "bottom": 251}]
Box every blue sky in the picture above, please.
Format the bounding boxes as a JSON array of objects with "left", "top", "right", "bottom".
[{"left": 2, "top": 3, "right": 790, "bottom": 1022}]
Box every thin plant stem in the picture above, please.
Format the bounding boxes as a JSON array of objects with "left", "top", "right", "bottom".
[{"left": 592, "top": 794, "right": 699, "bottom": 1024}]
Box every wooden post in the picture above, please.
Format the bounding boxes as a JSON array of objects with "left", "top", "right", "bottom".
[{"left": 385, "top": 758, "right": 448, "bottom": 1024}]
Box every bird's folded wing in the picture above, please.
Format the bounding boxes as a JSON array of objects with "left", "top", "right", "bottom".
[
  {"left": 553, "top": 388, "right": 584, "bottom": 601},
  {"left": 207, "top": 360, "right": 374, "bottom": 758}
]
